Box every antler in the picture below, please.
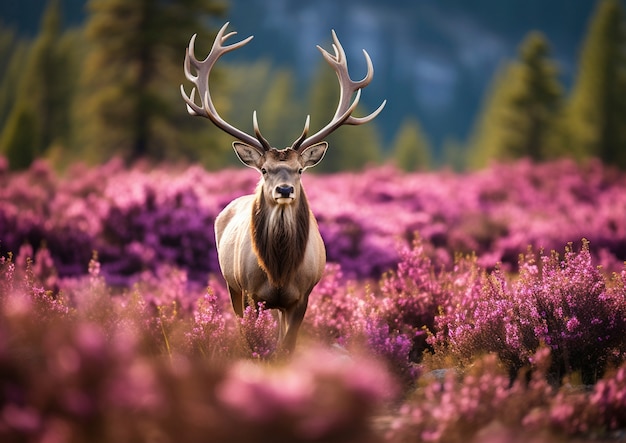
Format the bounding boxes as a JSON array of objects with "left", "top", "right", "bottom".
[
  {"left": 291, "top": 30, "right": 386, "bottom": 153},
  {"left": 181, "top": 22, "right": 271, "bottom": 152}
]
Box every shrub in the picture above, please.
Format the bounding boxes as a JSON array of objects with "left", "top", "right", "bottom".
[
  {"left": 0, "top": 254, "right": 394, "bottom": 443},
  {"left": 431, "top": 241, "right": 626, "bottom": 383}
]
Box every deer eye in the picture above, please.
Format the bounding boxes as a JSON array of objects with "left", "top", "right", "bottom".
[
  {"left": 298, "top": 168, "right": 303, "bottom": 174},
  {"left": 261, "top": 168, "right": 267, "bottom": 175}
]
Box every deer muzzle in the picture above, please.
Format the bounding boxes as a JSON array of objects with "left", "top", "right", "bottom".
[{"left": 274, "top": 185, "right": 295, "bottom": 203}]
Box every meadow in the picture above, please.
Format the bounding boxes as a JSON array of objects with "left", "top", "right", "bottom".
[{"left": 1, "top": 156, "right": 626, "bottom": 442}]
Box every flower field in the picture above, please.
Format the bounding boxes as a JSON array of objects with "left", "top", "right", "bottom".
[{"left": 1, "top": 157, "right": 626, "bottom": 442}]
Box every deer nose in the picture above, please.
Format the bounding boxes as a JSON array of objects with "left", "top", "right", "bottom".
[{"left": 276, "top": 185, "right": 294, "bottom": 198}]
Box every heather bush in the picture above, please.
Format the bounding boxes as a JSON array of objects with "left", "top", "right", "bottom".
[
  {"left": 360, "top": 317, "right": 421, "bottom": 385},
  {"left": 185, "top": 291, "right": 230, "bottom": 358},
  {"left": 2, "top": 157, "right": 626, "bottom": 442},
  {"left": 431, "top": 241, "right": 626, "bottom": 383},
  {"left": 238, "top": 303, "right": 279, "bottom": 359},
  {"left": 587, "top": 362, "right": 626, "bottom": 433},
  {"left": 516, "top": 241, "right": 626, "bottom": 382},
  {"left": 387, "top": 350, "right": 556, "bottom": 443},
  {"left": 3, "top": 157, "right": 626, "bottom": 285},
  {"left": 304, "top": 263, "right": 355, "bottom": 343},
  {"left": 304, "top": 245, "right": 437, "bottom": 384},
  {"left": 0, "top": 254, "right": 395, "bottom": 443},
  {"left": 376, "top": 239, "right": 441, "bottom": 356},
  {"left": 389, "top": 347, "right": 626, "bottom": 443},
  {"left": 429, "top": 266, "right": 529, "bottom": 375}
]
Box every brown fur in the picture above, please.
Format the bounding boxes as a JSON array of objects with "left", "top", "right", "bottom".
[{"left": 250, "top": 186, "right": 311, "bottom": 287}]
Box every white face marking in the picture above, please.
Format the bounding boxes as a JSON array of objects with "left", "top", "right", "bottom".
[
  {"left": 275, "top": 197, "right": 295, "bottom": 205},
  {"left": 266, "top": 202, "right": 297, "bottom": 237}
]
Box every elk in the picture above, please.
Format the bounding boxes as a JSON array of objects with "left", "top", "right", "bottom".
[{"left": 181, "top": 22, "right": 385, "bottom": 353}]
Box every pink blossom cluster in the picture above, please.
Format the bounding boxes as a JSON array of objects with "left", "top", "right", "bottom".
[
  {"left": 2, "top": 157, "right": 626, "bottom": 442},
  {"left": 2, "top": 157, "right": 626, "bottom": 285},
  {"left": 0, "top": 253, "right": 394, "bottom": 443},
  {"left": 388, "top": 348, "right": 626, "bottom": 443},
  {"left": 430, "top": 240, "right": 626, "bottom": 383},
  {"left": 2, "top": 233, "right": 626, "bottom": 442}
]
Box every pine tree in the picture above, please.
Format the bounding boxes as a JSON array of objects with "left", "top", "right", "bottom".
[
  {"left": 390, "top": 117, "right": 432, "bottom": 171},
  {"left": 467, "top": 32, "right": 563, "bottom": 168},
  {"left": 566, "top": 0, "right": 626, "bottom": 167},
  {"left": 0, "top": 25, "right": 21, "bottom": 130},
  {"left": 441, "top": 137, "right": 465, "bottom": 172},
  {"left": 0, "top": 25, "right": 15, "bottom": 78},
  {"left": 77, "top": 0, "right": 226, "bottom": 163},
  {"left": 510, "top": 32, "right": 563, "bottom": 161},
  {"left": 0, "top": 0, "right": 75, "bottom": 169},
  {"left": 326, "top": 121, "right": 382, "bottom": 172},
  {"left": 466, "top": 64, "right": 512, "bottom": 170},
  {"left": 0, "top": 107, "right": 39, "bottom": 169}
]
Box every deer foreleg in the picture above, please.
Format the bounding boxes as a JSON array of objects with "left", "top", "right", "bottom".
[
  {"left": 280, "top": 297, "right": 309, "bottom": 353},
  {"left": 228, "top": 285, "right": 244, "bottom": 317},
  {"left": 277, "top": 310, "right": 288, "bottom": 343}
]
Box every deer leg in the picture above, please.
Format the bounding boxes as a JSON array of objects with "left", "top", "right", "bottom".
[
  {"left": 277, "top": 310, "right": 288, "bottom": 342},
  {"left": 280, "top": 297, "right": 309, "bottom": 353},
  {"left": 243, "top": 292, "right": 257, "bottom": 313},
  {"left": 228, "top": 285, "right": 244, "bottom": 317}
]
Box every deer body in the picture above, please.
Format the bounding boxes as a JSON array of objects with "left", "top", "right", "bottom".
[
  {"left": 181, "top": 22, "right": 384, "bottom": 352},
  {"left": 215, "top": 147, "right": 326, "bottom": 350},
  {"left": 215, "top": 192, "right": 325, "bottom": 311}
]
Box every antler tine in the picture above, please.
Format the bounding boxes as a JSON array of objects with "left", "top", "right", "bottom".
[
  {"left": 253, "top": 111, "right": 272, "bottom": 150},
  {"left": 290, "top": 115, "right": 311, "bottom": 151},
  {"left": 180, "top": 22, "right": 269, "bottom": 152},
  {"left": 293, "top": 30, "right": 385, "bottom": 153}
]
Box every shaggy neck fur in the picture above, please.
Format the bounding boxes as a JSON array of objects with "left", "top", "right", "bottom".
[{"left": 251, "top": 186, "right": 310, "bottom": 287}]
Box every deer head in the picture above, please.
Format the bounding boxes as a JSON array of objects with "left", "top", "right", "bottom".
[{"left": 231, "top": 142, "right": 327, "bottom": 208}]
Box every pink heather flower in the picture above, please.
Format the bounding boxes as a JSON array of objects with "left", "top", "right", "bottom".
[
  {"left": 239, "top": 303, "right": 277, "bottom": 358},
  {"left": 0, "top": 255, "right": 15, "bottom": 293},
  {"left": 107, "top": 360, "right": 163, "bottom": 413},
  {"left": 75, "top": 322, "right": 106, "bottom": 358},
  {"left": 88, "top": 254, "right": 101, "bottom": 279},
  {"left": 187, "top": 291, "right": 228, "bottom": 357},
  {"left": 565, "top": 317, "right": 580, "bottom": 333},
  {"left": 215, "top": 360, "right": 311, "bottom": 422},
  {"left": 1, "top": 405, "right": 41, "bottom": 433},
  {"left": 306, "top": 263, "right": 360, "bottom": 344},
  {"left": 215, "top": 346, "right": 394, "bottom": 440}
]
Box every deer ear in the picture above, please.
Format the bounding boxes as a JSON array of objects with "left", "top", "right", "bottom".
[
  {"left": 300, "top": 142, "right": 328, "bottom": 170},
  {"left": 233, "top": 142, "right": 264, "bottom": 169}
]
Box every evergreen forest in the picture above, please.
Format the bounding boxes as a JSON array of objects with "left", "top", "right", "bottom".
[{"left": 1, "top": 0, "right": 625, "bottom": 171}]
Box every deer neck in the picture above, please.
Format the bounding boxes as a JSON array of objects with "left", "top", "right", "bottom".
[{"left": 251, "top": 186, "right": 310, "bottom": 287}]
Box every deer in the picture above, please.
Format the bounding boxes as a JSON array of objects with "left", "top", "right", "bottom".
[{"left": 181, "top": 22, "right": 385, "bottom": 353}]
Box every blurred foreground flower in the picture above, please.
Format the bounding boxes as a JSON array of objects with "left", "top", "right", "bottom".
[{"left": 0, "top": 253, "right": 395, "bottom": 443}]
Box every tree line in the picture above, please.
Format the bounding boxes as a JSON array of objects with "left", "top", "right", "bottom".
[
  {"left": 0, "top": 0, "right": 625, "bottom": 172},
  {"left": 467, "top": 0, "right": 626, "bottom": 170}
]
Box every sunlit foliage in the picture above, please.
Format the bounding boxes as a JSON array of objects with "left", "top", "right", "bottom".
[
  {"left": 391, "top": 117, "right": 433, "bottom": 171},
  {"left": 467, "top": 32, "right": 563, "bottom": 168},
  {"left": 0, "top": 1, "right": 77, "bottom": 168},
  {"left": 75, "top": 0, "right": 226, "bottom": 163},
  {"left": 566, "top": 0, "right": 626, "bottom": 167}
]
